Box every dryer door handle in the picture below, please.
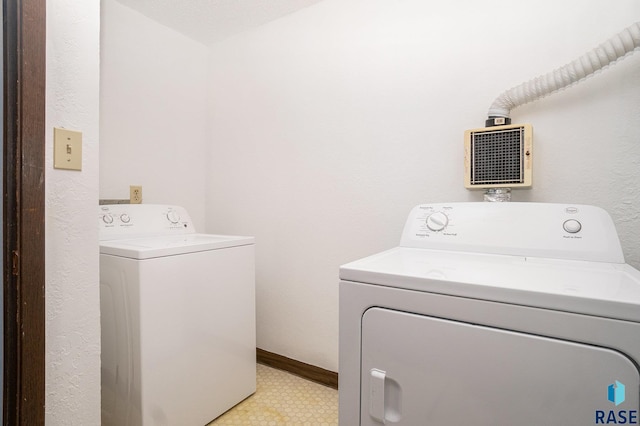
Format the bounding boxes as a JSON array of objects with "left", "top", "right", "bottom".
[
  {"left": 369, "top": 368, "right": 402, "bottom": 424},
  {"left": 370, "top": 369, "right": 387, "bottom": 423}
]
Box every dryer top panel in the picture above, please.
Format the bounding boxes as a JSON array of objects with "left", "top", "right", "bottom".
[
  {"left": 399, "top": 202, "right": 624, "bottom": 263},
  {"left": 340, "top": 246, "right": 640, "bottom": 322},
  {"left": 341, "top": 202, "right": 640, "bottom": 322}
]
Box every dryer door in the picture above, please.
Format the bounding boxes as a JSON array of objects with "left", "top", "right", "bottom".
[{"left": 361, "top": 307, "right": 639, "bottom": 426}]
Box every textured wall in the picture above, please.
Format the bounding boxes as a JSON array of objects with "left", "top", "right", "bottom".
[
  {"left": 45, "top": 0, "right": 101, "bottom": 424},
  {"left": 100, "top": 0, "right": 209, "bottom": 230},
  {"left": 206, "top": 0, "right": 640, "bottom": 371}
]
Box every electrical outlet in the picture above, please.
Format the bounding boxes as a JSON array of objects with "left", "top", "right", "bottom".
[{"left": 130, "top": 185, "right": 142, "bottom": 204}]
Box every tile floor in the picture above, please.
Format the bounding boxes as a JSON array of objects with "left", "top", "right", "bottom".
[{"left": 208, "top": 364, "right": 338, "bottom": 426}]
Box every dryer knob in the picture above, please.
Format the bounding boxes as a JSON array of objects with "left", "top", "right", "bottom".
[
  {"left": 120, "top": 214, "right": 131, "bottom": 223},
  {"left": 167, "top": 211, "right": 181, "bottom": 224},
  {"left": 102, "top": 214, "right": 114, "bottom": 224},
  {"left": 426, "top": 212, "right": 449, "bottom": 232}
]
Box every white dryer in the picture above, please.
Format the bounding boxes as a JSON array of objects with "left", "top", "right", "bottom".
[
  {"left": 99, "top": 204, "right": 256, "bottom": 426},
  {"left": 339, "top": 202, "right": 640, "bottom": 426}
]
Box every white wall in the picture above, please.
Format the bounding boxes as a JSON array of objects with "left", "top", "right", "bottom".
[
  {"left": 206, "top": 0, "right": 640, "bottom": 371},
  {"left": 46, "top": 0, "right": 101, "bottom": 423},
  {"left": 100, "top": 0, "right": 209, "bottom": 229}
]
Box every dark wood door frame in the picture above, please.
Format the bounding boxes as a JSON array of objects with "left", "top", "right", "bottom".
[{"left": 3, "top": 0, "right": 46, "bottom": 424}]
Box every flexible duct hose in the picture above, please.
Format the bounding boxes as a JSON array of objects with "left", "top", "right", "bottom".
[{"left": 488, "top": 21, "right": 640, "bottom": 119}]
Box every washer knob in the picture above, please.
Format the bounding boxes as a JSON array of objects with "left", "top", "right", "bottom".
[
  {"left": 426, "top": 212, "right": 449, "bottom": 232},
  {"left": 120, "top": 214, "right": 131, "bottom": 223},
  {"left": 563, "top": 219, "right": 582, "bottom": 233},
  {"left": 167, "top": 211, "right": 181, "bottom": 224},
  {"left": 102, "top": 214, "right": 113, "bottom": 224}
]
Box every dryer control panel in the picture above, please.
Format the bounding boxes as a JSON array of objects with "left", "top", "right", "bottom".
[
  {"left": 400, "top": 202, "right": 624, "bottom": 263},
  {"left": 99, "top": 204, "right": 195, "bottom": 241}
]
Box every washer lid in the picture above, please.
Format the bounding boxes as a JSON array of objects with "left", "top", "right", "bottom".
[
  {"left": 100, "top": 233, "right": 254, "bottom": 259},
  {"left": 340, "top": 247, "right": 640, "bottom": 323}
]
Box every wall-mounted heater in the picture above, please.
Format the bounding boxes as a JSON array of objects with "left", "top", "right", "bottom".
[
  {"left": 464, "top": 21, "right": 639, "bottom": 201},
  {"left": 464, "top": 123, "right": 532, "bottom": 190}
]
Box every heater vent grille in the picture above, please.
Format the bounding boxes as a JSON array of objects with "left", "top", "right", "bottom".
[
  {"left": 472, "top": 128, "right": 524, "bottom": 185},
  {"left": 464, "top": 124, "right": 532, "bottom": 189}
]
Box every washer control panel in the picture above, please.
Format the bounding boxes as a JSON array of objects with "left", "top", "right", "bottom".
[
  {"left": 99, "top": 204, "right": 194, "bottom": 241},
  {"left": 400, "top": 202, "right": 624, "bottom": 263}
]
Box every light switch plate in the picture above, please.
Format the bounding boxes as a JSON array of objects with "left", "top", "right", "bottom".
[{"left": 53, "top": 127, "right": 82, "bottom": 171}]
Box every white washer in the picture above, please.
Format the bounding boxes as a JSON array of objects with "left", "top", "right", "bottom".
[
  {"left": 99, "top": 204, "right": 256, "bottom": 426},
  {"left": 340, "top": 202, "right": 640, "bottom": 426}
]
